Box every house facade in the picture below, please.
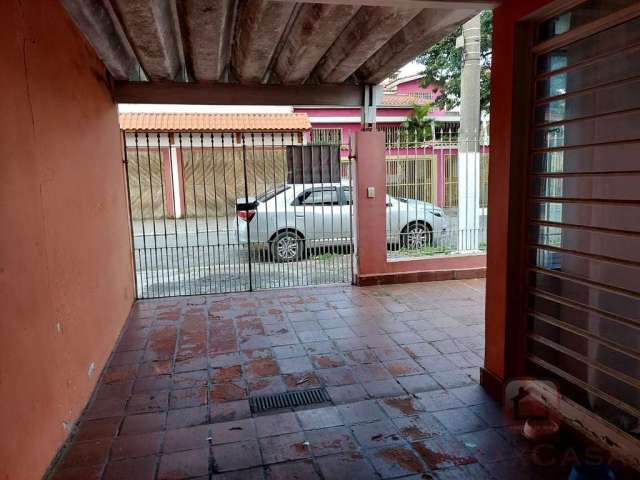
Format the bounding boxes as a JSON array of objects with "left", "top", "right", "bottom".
[
  {"left": 294, "top": 74, "right": 461, "bottom": 148},
  {"left": 295, "top": 76, "right": 465, "bottom": 210},
  {"left": 120, "top": 112, "right": 311, "bottom": 218}
]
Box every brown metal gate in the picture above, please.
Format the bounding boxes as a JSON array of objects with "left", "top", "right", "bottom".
[{"left": 123, "top": 130, "right": 354, "bottom": 298}]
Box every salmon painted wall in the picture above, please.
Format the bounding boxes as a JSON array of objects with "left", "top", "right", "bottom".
[
  {"left": 355, "top": 131, "right": 486, "bottom": 283},
  {"left": 483, "top": 0, "right": 556, "bottom": 386},
  {"left": 0, "top": 1, "right": 134, "bottom": 479}
]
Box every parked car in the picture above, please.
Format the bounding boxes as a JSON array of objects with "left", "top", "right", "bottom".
[{"left": 237, "top": 182, "right": 448, "bottom": 262}]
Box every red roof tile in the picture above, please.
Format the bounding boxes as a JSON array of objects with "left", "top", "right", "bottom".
[
  {"left": 119, "top": 113, "right": 311, "bottom": 132},
  {"left": 381, "top": 94, "right": 431, "bottom": 107}
]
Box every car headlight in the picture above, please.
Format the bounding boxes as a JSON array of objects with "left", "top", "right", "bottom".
[{"left": 432, "top": 209, "right": 443, "bottom": 217}]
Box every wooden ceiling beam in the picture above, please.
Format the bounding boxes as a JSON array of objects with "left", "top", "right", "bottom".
[
  {"left": 232, "top": 0, "right": 297, "bottom": 83},
  {"left": 177, "top": 0, "right": 237, "bottom": 82},
  {"left": 358, "top": 8, "right": 478, "bottom": 84},
  {"left": 113, "top": 81, "right": 364, "bottom": 106},
  {"left": 271, "top": 0, "right": 499, "bottom": 8},
  {"left": 110, "top": 0, "right": 185, "bottom": 81},
  {"left": 312, "top": 6, "right": 422, "bottom": 84},
  {"left": 60, "top": 0, "right": 139, "bottom": 80},
  {"left": 273, "top": 3, "right": 361, "bottom": 85}
]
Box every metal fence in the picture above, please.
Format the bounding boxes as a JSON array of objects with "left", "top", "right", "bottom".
[
  {"left": 124, "top": 131, "right": 353, "bottom": 299},
  {"left": 385, "top": 129, "right": 488, "bottom": 259},
  {"left": 310, "top": 128, "right": 342, "bottom": 146}
]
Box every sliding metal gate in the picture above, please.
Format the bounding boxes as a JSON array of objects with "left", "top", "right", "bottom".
[{"left": 123, "top": 130, "right": 354, "bottom": 298}]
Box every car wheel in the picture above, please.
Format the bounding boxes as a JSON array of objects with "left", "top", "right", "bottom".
[
  {"left": 401, "top": 222, "right": 432, "bottom": 249},
  {"left": 271, "top": 231, "right": 303, "bottom": 262}
]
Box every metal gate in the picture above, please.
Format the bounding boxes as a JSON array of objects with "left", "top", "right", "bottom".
[{"left": 123, "top": 129, "right": 354, "bottom": 298}]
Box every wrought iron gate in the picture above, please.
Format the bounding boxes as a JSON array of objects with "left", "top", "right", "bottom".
[{"left": 123, "top": 129, "right": 354, "bottom": 299}]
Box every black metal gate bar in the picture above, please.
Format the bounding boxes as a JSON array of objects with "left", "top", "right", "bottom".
[{"left": 124, "top": 128, "right": 354, "bottom": 299}]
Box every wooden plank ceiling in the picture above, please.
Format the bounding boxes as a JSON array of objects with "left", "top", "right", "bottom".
[{"left": 61, "top": 0, "right": 492, "bottom": 89}]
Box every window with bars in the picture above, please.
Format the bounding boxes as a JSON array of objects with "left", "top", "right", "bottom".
[
  {"left": 411, "top": 91, "right": 433, "bottom": 100},
  {"left": 385, "top": 156, "right": 435, "bottom": 204},
  {"left": 480, "top": 154, "right": 489, "bottom": 209},
  {"left": 444, "top": 154, "right": 458, "bottom": 208},
  {"left": 310, "top": 128, "right": 342, "bottom": 145},
  {"left": 443, "top": 153, "right": 489, "bottom": 209}
]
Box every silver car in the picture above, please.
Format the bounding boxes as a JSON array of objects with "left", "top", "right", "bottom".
[{"left": 237, "top": 183, "right": 448, "bottom": 262}]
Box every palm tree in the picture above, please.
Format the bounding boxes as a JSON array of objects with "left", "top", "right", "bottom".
[{"left": 401, "top": 104, "right": 433, "bottom": 143}]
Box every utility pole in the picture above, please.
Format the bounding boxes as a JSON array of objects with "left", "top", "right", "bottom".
[{"left": 457, "top": 13, "right": 482, "bottom": 251}]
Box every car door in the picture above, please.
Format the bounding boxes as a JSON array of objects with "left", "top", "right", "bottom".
[
  {"left": 295, "top": 187, "right": 343, "bottom": 247},
  {"left": 339, "top": 186, "right": 356, "bottom": 246},
  {"left": 342, "top": 187, "right": 395, "bottom": 244}
]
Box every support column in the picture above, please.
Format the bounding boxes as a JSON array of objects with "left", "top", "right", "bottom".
[
  {"left": 361, "top": 84, "right": 383, "bottom": 130},
  {"left": 457, "top": 14, "right": 482, "bottom": 251},
  {"left": 168, "top": 136, "right": 185, "bottom": 218},
  {"left": 354, "top": 131, "right": 387, "bottom": 278},
  {"left": 436, "top": 149, "right": 445, "bottom": 208},
  {"left": 161, "top": 147, "right": 175, "bottom": 217}
]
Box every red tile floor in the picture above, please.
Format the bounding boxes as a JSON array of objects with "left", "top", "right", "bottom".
[{"left": 50, "top": 280, "right": 575, "bottom": 479}]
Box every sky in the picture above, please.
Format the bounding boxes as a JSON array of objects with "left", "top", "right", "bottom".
[{"left": 118, "top": 62, "right": 425, "bottom": 114}]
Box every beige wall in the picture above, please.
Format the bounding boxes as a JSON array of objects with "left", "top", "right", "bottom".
[{"left": 0, "top": 1, "right": 134, "bottom": 479}]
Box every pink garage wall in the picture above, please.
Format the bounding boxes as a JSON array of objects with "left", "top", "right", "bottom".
[
  {"left": 0, "top": 1, "right": 134, "bottom": 479},
  {"left": 354, "top": 132, "right": 485, "bottom": 284}
]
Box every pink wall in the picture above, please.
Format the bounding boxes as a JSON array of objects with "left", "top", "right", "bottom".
[
  {"left": 296, "top": 107, "right": 417, "bottom": 117},
  {"left": 395, "top": 79, "right": 433, "bottom": 95},
  {"left": 0, "top": 1, "right": 134, "bottom": 478},
  {"left": 296, "top": 107, "right": 361, "bottom": 117},
  {"left": 354, "top": 131, "right": 485, "bottom": 283},
  {"left": 295, "top": 106, "right": 448, "bottom": 119},
  {"left": 395, "top": 79, "right": 443, "bottom": 106}
]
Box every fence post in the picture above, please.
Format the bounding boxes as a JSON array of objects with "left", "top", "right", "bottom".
[
  {"left": 457, "top": 133, "right": 481, "bottom": 251},
  {"left": 169, "top": 133, "right": 185, "bottom": 218}
]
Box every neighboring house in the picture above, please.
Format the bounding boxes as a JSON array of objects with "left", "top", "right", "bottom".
[
  {"left": 294, "top": 74, "right": 460, "bottom": 149},
  {"left": 120, "top": 112, "right": 311, "bottom": 219},
  {"left": 295, "top": 75, "right": 487, "bottom": 210}
]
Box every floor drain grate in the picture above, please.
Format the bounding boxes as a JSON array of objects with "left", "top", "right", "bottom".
[{"left": 249, "top": 387, "right": 330, "bottom": 413}]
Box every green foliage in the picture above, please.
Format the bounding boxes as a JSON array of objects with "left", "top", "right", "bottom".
[
  {"left": 416, "top": 10, "right": 492, "bottom": 114},
  {"left": 313, "top": 252, "right": 335, "bottom": 261},
  {"left": 397, "top": 244, "right": 453, "bottom": 257},
  {"left": 401, "top": 104, "right": 433, "bottom": 142},
  {"left": 402, "top": 104, "right": 431, "bottom": 129}
]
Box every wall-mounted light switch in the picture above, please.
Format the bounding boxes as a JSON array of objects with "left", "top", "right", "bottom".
[{"left": 367, "top": 187, "right": 375, "bottom": 198}]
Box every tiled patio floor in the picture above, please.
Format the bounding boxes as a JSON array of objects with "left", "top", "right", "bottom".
[{"left": 50, "top": 280, "right": 571, "bottom": 479}]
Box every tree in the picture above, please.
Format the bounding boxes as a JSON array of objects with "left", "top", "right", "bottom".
[
  {"left": 416, "top": 10, "right": 492, "bottom": 114},
  {"left": 400, "top": 104, "right": 433, "bottom": 142}
]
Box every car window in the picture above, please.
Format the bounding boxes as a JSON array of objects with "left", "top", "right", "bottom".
[
  {"left": 342, "top": 187, "right": 352, "bottom": 205},
  {"left": 300, "top": 188, "right": 340, "bottom": 206},
  {"left": 341, "top": 188, "right": 391, "bottom": 206}
]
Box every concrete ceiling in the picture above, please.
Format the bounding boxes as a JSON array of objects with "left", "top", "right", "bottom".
[{"left": 61, "top": 0, "right": 493, "bottom": 89}]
